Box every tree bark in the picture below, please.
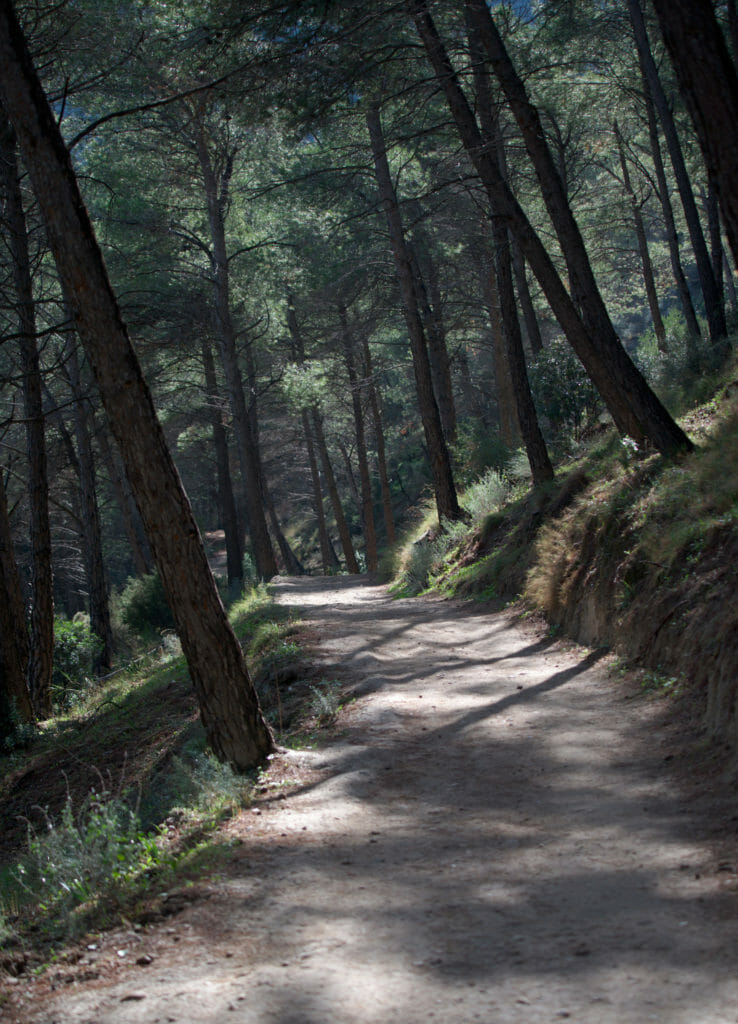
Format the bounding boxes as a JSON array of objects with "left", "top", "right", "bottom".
[
  {"left": 628, "top": 0, "right": 726, "bottom": 344},
  {"left": 367, "top": 101, "right": 462, "bottom": 521},
  {"left": 339, "top": 305, "right": 378, "bottom": 572},
  {"left": 312, "top": 410, "right": 360, "bottom": 574},
  {"left": 409, "top": 232, "right": 457, "bottom": 444},
  {"left": 0, "top": 468, "right": 33, "bottom": 728},
  {"left": 302, "top": 410, "right": 338, "bottom": 572},
  {"left": 285, "top": 293, "right": 338, "bottom": 572},
  {"left": 614, "top": 121, "right": 667, "bottom": 352},
  {"left": 362, "top": 336, "right": 396, "bottom": 547},
  {"left": 0, "top": 110, "right": 54, "bottom": 716},
  {"left": 243, "top": 339, "right": 303, "bottom": 575},
  {"left": 493, "top": 219, "right": 554, "bottom": 485},
  {"left": 650, "top": 0, "right": 738, "bottom": 272},
  {"left": 0, "top": 0, "right": 273, "bottom": 770},
  {"left": 511, "top": 242, "right": 543, "bottom": 358},
  {"left": 476, "top": 238, "right": 519, "bottom": 445},
  {"left": 705, "top": 179, "right": 725, "bottom": 314},
  {"left": 409, "top": 0, "right": 692, "bottom": 457},
  {"left": 201, "top": 336, "right": 243, "bottom": 588}
]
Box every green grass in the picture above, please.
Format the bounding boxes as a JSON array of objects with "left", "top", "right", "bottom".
[{"left": 0, "top": 585, "right": 320, "bottom": 954}]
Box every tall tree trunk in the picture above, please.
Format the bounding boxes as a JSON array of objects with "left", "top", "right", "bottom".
[
  {"left": 366, "top": 101, "right": 462, "bottom": 521},
  {"left": 456, "top": 342, "right": 487, "bottom": 426},
  {"left": 409, "top": 0, "right": 692, "bottom": 457},
  {"left": 724, "top": 250, "right": 738, "bottom": 308},
  {"left": 302, "top": 410, "right": 338, "bottom": 572},
  {"left": 312, "top": 410, "right": 360, "bottom": 574},
  {"left": 477, "top": 237, "right": 519, "bottom": 445},
  {"left": 705, "top": 179, "right": 726, "bottom": 313},
  {"left": 491, "top": 216, "right": 554, "bottom": 484},
  {"left": 511, "top": 243, "right": 543, "bottom": 358},
  {"left": 65, "top": 335, "right": 113, "bottom": 670},
  {"left": 287, "top": 297, "right": 359, "bottom": 573},
  {"left": 285, "top": 293, "right": 338, "bottom": 572},
  {"left": 338, "top": 438, "right": 362, "bottom": 515},
  {"left": 628, "top": 0, "right": 726, "bottom": 344},
  {"left": 729, "top": 0, "right": 738, "bottom": 72},
  {"left": 243, "top": 339, "right": 303, "bottom": 575},
  {"left": 339, "top": 305, "right": 378, "bottom": 572},
  {"left": 640, "top": 68, "right": 702, "bottom": 348},
  {"left": 650, "top": 0, "right": 738, "bottom": 271},
  {"left": 191, "top": 111, "right": 277, "bottom": 579},
  {"left": 362, "top": 336, "right": 396, "bottom": 546},
  {"left": 0, "top": 110, "right": 53, "bottom": 716},
  {"left": 410, "top": 233, "right": 457, "bottom": 444},
  {"left": 0, "top": 468, "right": 33, "bottom": 730},
  {"left": 0, "top": 1, "right": 273, "bottom": 770},
  {"left": 614, "top": 121, "right": 667, "bottom": 352},
  {"left": 201, "top": 336, "right": 243, "bottom": 588}
]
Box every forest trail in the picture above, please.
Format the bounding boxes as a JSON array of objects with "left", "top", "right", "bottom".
[{"left": 9, "top": 576, "right": 738, "bottom": 1023}]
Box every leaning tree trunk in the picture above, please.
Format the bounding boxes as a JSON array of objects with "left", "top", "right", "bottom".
[
  {"left": 0, "top": 0, "right": 273, "bottom": 771},
  {"left": 650, "top": 0, "right": 738, "bottom": 271},
  {"left": 367, "top": 101, "right": 462, "bottom": 522},
  {"left": 339, "top": 305, "right": 378, "bottom": 572},
  {"left": 0, "top": 468, "right": 33, "bottom": 730},
  {"left": 628, "top": 0, "right": 726, "bottom": 344},
  {"left": 409, "top": 0, "right": 692, "bottom": 457},
  {"left": 0, "top": 110, "right": 53, "bottom": 716}
]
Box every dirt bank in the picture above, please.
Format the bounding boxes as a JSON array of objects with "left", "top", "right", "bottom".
[{"left": 3, "top": 576, "right": 738, "bottom": 1023}]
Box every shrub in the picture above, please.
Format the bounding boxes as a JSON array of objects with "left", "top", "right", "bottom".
[
  {"left": 529, "top": 337, "right": 600, "bottom": 438},
  {"left": 462, "top": 467, "right": 510, "bottom": 525},
  {"left": 635, "top": 308, "right": 729, "bottom": 412},
  {"left": 52, "top": 617, "right": 103, "bottom": 711},
  {"left": 117, "top": 570, "right": 174, "bottom": 638},
  {"left": 12, "top": 786, "right": 163, "bottom": 934},
  {"left": 0, "top": 695, "right": 35, "bottom": 752}
]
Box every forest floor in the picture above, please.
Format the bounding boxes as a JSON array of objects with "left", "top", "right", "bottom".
[{"left": 4, "top": 575, "right": 738, "bottom": 1023}]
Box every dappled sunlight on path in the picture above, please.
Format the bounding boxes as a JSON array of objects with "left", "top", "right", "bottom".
[{"left": 14, "top": 576, "right": 738, "bottom": 1024}]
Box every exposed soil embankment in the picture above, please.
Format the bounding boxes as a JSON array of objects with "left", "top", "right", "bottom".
[{"left": 442, "top": 397, "right": 738, "bottom": 760}]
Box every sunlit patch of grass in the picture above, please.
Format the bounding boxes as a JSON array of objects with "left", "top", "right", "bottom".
[{"left": 0, "top": 585, "right": 314, "bottom": 953}]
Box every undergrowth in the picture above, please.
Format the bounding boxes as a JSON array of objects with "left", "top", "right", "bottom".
[{"left": 0, "top": 584, "right": 330, "bottom": 955}]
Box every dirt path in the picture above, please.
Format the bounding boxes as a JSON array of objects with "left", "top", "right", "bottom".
[{"left": 6, "top": 576, "right": 738, "bottom": 1023}]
